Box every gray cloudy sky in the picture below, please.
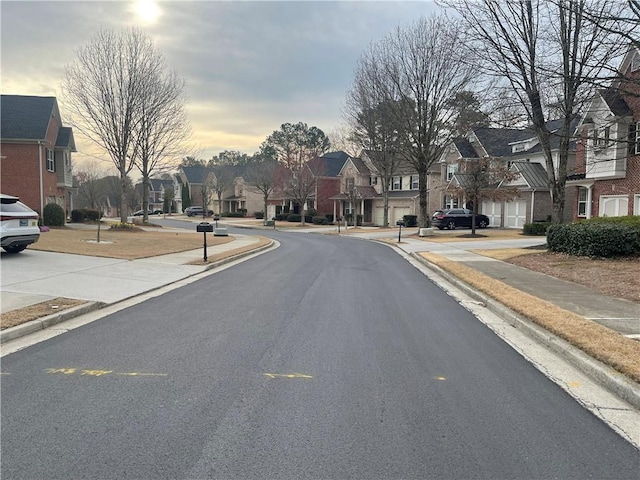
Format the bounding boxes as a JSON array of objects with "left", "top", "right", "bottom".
[{"left": 1, "top": 0, "right": 437, "bottom": 165}]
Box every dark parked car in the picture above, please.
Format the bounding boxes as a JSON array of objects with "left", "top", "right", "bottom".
[
  {"left": 431, "top": 208, "right": 490, "bottom": 230},
  {"left": 184, "top": 206, "right": 213, "bottom": 217}
]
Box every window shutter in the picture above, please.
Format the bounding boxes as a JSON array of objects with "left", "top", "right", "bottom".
[{"left": 628, "top": 123, "right": 637, "bottom": 154}]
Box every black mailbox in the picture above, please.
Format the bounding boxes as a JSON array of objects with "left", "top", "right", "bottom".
[
  {"left": 197, "top": 222, "right": 213, "bottom": 233},
  {"left": 396, "top": 220, "right": 405, "bottom": 226},
  {"left": 213, "top": 215, "right": 220, "bottom": 221}
]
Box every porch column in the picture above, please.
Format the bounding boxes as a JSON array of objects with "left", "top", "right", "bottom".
[
  {"left": 586, "top": 185, "right": 593, "bottom": 219},
  {"left": 333, "top": 200, "right": 336, "bottom": 220},
  {"left": 530, "top": 191, "right": 535, "bottom": 223}
]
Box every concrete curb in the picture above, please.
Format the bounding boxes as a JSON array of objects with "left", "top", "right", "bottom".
[
  {"left": 1, "top": 301, "right": 106, "bottom": 344},
  {"left": 409, "top": 251, "right": 640, "bottom": 410},
  {"left": 0, "top": 240, "right": 275, "bottom": 345}
]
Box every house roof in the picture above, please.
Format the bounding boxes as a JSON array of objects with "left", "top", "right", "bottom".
[
  {"left": 510, "top": 161, "right": 549, "bottom": 189},
  {"left": 149, "top": 178, "right": 174, "bottom": 191},
  {"left": 320, "top": 151, "right": 350, "bottom": 177},
  {"left": 181, "top": 166, "right": 212, "bottom": 184},
  {"left": 1, "top": 95, "right": 57, "bottom": 140},
  {"left": 56, "top": 126, "right": 76, "bottom": 151},
  {"left": 599, "top": 89, "right": 632, "bottom": 117},
  {"left": 452, "top": 138, "right": 479, "bottom": 158},
  {"left": 472, "top": 128, "right": 533, "bottom": 157},
  {"left": 386, "top": 190, "right": 420, "bottom": 199}
]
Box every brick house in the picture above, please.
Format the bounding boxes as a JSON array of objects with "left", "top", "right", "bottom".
[
  {"left": 1, "top": 95, "right": 76, "bottom": 215},
  {"left": 568, "top": 46, "right": 640, "bottom": 218}
]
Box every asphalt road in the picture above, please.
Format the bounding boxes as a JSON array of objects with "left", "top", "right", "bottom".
[{"left": 1, "top": 228, "right": 638, "bottom": 479}]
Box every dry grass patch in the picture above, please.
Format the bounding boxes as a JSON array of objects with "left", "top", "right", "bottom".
[
  {"left": 1, "top": 298, "right": 86, "bottom": 330},
  {"left": 470, "top": 248, "right": 544, "bottom": 261},
  {"left": 420, "top": 252, "right": 640, "bottom": 383},
  {"left": 417, "top": 228, "right": 531, "bottom": 243},
  {"left": 31, "top": 226, "right": 233, "bottom": 260},
  {"left": 187, "top": 236, "right": 272, "bottom": 265}
]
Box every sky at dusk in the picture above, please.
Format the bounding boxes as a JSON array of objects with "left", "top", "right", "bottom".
[{"left": 1, "top": 0, "right": 437, "bottom": 168}]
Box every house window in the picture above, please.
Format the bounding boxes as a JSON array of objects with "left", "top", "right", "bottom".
[
  {"left": 603, "top": 126, "right": 610, "bottom": 146},
  {"left": 577, "top": 187, "right": 587, "bottom": 217},
  {"left": 370, "top": 176, "right": 378, "bottom": 186},
  {"left": 410, "top": 175, "right": 419, "bottom": 190},
  {"left": 446, "top": 164, "right": 458, "bottom": 181},
  {"left": 346, "top": 177, "right": 355, "bottom": 190},
  {"left": 391, "top": 176, "right": 402, "bottom": 191},
  {"left": 628, "top": 123, "right": 640, "bottom": 154},
  {"left": 444, "top": 195, "right": 459, "bottom": 209},
  {"left": 46, "top": 149, "right": 55, "bottom": 172}
]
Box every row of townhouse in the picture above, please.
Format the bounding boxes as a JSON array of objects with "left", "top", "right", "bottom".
[{"left": 4, "top": 45, "right": 638, "bottom": 225}]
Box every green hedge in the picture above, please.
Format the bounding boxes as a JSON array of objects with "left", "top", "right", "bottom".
[
  {"left": 547, "top": 221, "right": 640, "bottom": 257},
  {"left": 523, "top": 222, "right": 550, "bottom": 235},
  {"left": 70, "top": 209, "right": 101, "bottom": 222},
  {"left": 312, "top": 216, "right": 329, "bottom": 225},
  {"left": 221, "top": 212, "right": 244, "bottom": 218},
  {"left": 287, "top": 214, "right": 301, "bottom": 222},
  {"left": 43, "top": 203, "right": 65, "bottom": 226}
]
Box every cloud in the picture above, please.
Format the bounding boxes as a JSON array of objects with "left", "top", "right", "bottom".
[{"left": 2, "top": 0, "right": 436, "bottom": 163}]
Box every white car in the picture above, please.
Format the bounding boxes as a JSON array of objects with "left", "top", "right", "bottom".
[{"left": 1, "top": 194, "right": 40, "bottom": 253}]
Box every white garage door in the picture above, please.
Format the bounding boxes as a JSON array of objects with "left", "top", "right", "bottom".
[
  {"left": 482, "top": 201, "right": 502, "bottom": 227},
  {"left": 392, "top": 207, "right": 410, "bottom": 225},
  {"left": 374, "top": 207, "right": 385, "bottom": 226},
  {"left": 599, "top": 195, "right": 628, "bottom": 217},
  {"left": 505, "top": 201, "right": 527, "bottom": 228}
]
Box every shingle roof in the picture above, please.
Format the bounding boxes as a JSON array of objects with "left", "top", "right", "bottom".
[
  {"left": 473, "top": 128, "right": 533, "bottom": 157},
  {"left": 1, "top": 95, "right": 56, "bottom": 140},
  {"left": 600, "top": 89, "right": 632, "bottom": 117},
  {"left": 181, "top": 166, "right": 213, "bottom": 184},
  {"left": 56, "top": 127, "right": 76, "bottom": 151},
  {"left": 149, "top": 179, "right": 174, "bottom": 191},
  {"left": 350, "top": 157, "right": 370, "bottom": 174},
  {"left": 452, "top": 138, "right": 479, "bottom": 158}
]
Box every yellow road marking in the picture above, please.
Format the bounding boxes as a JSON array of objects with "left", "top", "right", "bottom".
[
  {"left": 264, "top": 372, "right": 313, "bottom": 379},
  {"left": 0, "top": 372, "right": 11, "bottom": 375},
  {"left": 45, "top": 368, "right": 166, "bottom": 377},
  {"left": 435, "top": 376, "right": 447, "bottom": 381},
  {"left": 569, "top": 381, "right": 581, "bottom": 388}
]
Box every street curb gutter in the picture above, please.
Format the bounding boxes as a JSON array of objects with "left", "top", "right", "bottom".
[
  {"left": 409, "top": 251, "right": 640, "bottom": 411},
  {"left": 0, "top": 240, "right": 275, "bottom": 345},
  {"left": 1, "top": 302, "right": 106, "bottom": 344}
]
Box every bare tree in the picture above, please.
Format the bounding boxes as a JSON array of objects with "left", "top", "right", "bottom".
[
  {"left": 352, "top": 15, "right": 477, "bottom": 227},
  {"left": 245, "top": 160, "right": 282, "bottom": 221},
  {"left": 282, "top": 165, "right": 317, "bottom": 226},
  {"left": 442, "top": 0, "right": 636, "bottom": 223},
  {"left": 75, "top": 160, "right": 111, "bottom": 210},
  {"left": 133, "top": 63, "right": 191, "bottom": 223},
  {"left": 63, "top": 27, "right": 185, "bottom": 223},
  {"left": 211, "top": 165, "right": 236, "bottom": 216}
]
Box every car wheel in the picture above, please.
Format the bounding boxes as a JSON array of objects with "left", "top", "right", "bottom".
[
  {"left": 3, "top": 245, "right": 27, "bottom": 253},
  {"left": 447, "top": 221, "right": 456, "bottom": 230},
  {"left": 437, "top": 226, "right": 444, "bottom": 230},
  {"left": 478, "top": 220, "right": 488, "bottom": 228}
]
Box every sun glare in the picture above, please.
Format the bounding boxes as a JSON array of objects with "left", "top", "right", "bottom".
[{"left": 135, "top": 0, "right": 160, "bottom": 25}]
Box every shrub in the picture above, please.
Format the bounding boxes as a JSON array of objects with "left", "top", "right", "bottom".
[
  {"left": 275, "top": 213, "right": 289, "bottom": 221},
  {"left": 523, "top": 222, "right": 550, "bottom": 236},
  {"left": 221, "top": 212, "right": 244, "bottom": 218},
  {"left": 547, "top": 222, "right": 640, "bottom": 257},
  {"left": 238, "top": 208, "right": 247, "bottom": 217},
  {"left": 254, "top": 211, "right": 264, "bottom": 219},
  {"left": 403, "top": 215, "right": 418, "bottom": 227},
  {"left": 306, "top": 208, "right": 317, "bottom": 218},
  {"left": 84, "top": 209, "right": 102, "bottom": 221},
  {"left": 70, "top": 209, "right": 85, "bottom": 223},
  {"left": 313, "top": 216, "right": 330, "bottom": 225},
  {"left": 325, "top": 214, "right": 334, "bottom": 222},
  {"left": 287, "top": 213, "right": 301, "bottom": 222},
  {"left": 345, "top": 214, "right": 362, "bottom": 226},
  {"left": 43, "top": 203, "right": 65, "bottom": 226}
]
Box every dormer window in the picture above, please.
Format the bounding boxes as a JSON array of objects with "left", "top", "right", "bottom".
[{"left": 513, "top": 144, "right": 526, "bottom": 153}]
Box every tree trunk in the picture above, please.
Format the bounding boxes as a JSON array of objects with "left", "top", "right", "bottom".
[
  {"left": 119, "top": 165, "right": 128, "bottom": 224},
  {"left": 418, "top": 169, "right": 429, "bottom": 228}
]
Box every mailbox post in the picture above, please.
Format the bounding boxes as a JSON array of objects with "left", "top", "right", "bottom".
[
  {"left": 196, "top": 222, "right": 213, "bottom": 261},
  {"left": 213, "top": 215, "right": 220, "bottom": 228},
  {"left": 396, "top": 219, "right": 405, "bottom": 243},
  {"left": 336, "top": 216, "right": 342, "bottom": 233}
]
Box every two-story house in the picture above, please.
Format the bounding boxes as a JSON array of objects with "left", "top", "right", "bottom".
[
  {"left": 568, "top": 46, "right": 640, "bottom": 218},
  {"left": 1, "top": 95, "right": 76, "bottom": 216},
  {"left": 440, "top": 121, "right": 577, "bottom": 227},
  {"left": 332, "top": 150, "right": 441, "bottom": 226}
]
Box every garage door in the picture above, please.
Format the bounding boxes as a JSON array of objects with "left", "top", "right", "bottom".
[
  {"left": 374, "top": 207, "right": 385, "bottom": 226},
  {"left": 482, "top": 201, "right": 502, "bottom": 227},
  {"left": 392, "top": 207, "right": 410, "bottom": 225},
  {"left": 505, "top": 201, "right": 526, "bottom": 228},
  {"left": 599, "top": 195, "right": 628, "bottom": 217}
]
